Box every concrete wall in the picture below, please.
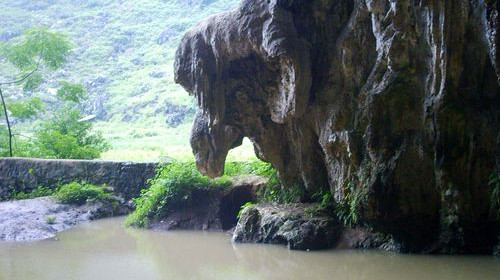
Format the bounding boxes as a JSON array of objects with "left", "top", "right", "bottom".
[{"left": 0, "top": 158, "right": 159, "bottom": 200}]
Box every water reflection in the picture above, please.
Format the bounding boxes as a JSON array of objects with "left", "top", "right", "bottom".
[{"left": 0, "top": 218, "right": 498, "bottom": 280}]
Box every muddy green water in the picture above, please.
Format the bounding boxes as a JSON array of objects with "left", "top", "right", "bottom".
[{"left": 0, "top": 218, "right": 498, "bottom": 280}]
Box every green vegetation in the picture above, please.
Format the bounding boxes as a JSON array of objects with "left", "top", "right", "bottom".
[
  {"left": 33, "top": 109, "right": 110, "bottom": 159},
  {"left": 0, "top": 27, "right": 109, "bottom": 159},
  {"left": 0, "top": 0, "right": 241, "bottom": 161},
  {"left": 237, "top": 202, "right": 256, "bottom": 219},
  {"left": 53, "top": 182, "right": 113, "bottom": 205},
  {"left": 125, "top": 162, "right": 233, "bottom": 228},
  {"left": 46, "top": 216, "right": 56, "bottom": 225},
  {"left": 223, "top": 160, "right": 275, "bottom": 177},
  {"left": 258, "top": 175, "right": 304, "bottom": 204},
  {"left": 306, "top": 190, "right": 334, "bottom": 217},
  {"left": 11, "top": 186, "right": 54, "bottom": 200},
  {"left": 126, "top": 160, "right": 279, "bottom": 228},
  {"left": 335, "top": 181, "right": 366, "bottom": 226},
  {"left": 0, "top": 27, "right": 71, "bottom": 156}
]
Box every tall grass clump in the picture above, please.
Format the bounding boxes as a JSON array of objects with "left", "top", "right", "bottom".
[
  {"left": 53, "top": 182, "right": 113, "bottom": 205},
  {"left": 125, "top": 162, "right": 232, "bottom": 228},
  {"left": 11, "top": 186, "right": 55, "bottom": 200},
  {"left": 223, "top": 160, "right": 275, "bottom": 178}
]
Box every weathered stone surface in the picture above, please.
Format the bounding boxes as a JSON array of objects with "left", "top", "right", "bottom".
[
  {"left": 0, "top": 196, "right": 129, "bottom": 241},
  {"left": 233, "top": 204, "right": 339, "bottom": 250},
  {"left": 0, "top": 158, "right": 158, "bottom": 201},
  {"left": 175, "top": 0, "right": 499, "bottom": 253},
  {"left": 151, "top": 176, "right": 265, "bottom": 231}
]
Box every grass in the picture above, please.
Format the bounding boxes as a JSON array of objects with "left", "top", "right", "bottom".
[
  {"left": 46, "top": 216, "right": 57, "bottom": 225},
  {"left": 237, "top": 202, "right": 256, "bottom": 219},
  {"left": 53, "top": 181, "right": 113, "bottom": 205},
  {"left": 95, "top": 121, "right": 258, "bottom": 162},
  {"left": 125, "top": 159, "right": 277, "bottom": 228},
  {"left": 125, "top": 162, "right": 233, "bottom": 228},
  {"left": 11, "top": 186, "right": 55, "bottom": 200}
]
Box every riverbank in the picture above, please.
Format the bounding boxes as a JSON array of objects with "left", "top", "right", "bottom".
[{"left": 0, "top": 196, "right": 129, "bottom": 241}]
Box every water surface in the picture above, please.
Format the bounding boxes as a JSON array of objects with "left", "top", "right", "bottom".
[{"left": 0, "top": 218, "right": 498, "bottom": 280}]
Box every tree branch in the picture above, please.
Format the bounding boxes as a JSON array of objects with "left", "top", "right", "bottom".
[
  {"left": 0, "top": 58, "right": 42, "bottom": 85},
  {"left": 0, "top": 87, "right": 13, "bottom": 156}
]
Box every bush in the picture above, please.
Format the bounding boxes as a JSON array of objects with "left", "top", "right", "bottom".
[
  {"left": 33, "top": 109, "right": 110, "bottom": 159},
  {"left": 53, "top": 182, "right": 112, "bottom": 205},
  {"left": 125, "top": 162, "right": 232, "bottom": 228},
  {"left": 11, "top": 186, "right": 54, "bottom": 200}
]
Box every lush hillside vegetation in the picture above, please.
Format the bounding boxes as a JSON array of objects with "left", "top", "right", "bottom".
[{"left": 0, "top": 0, "right": 255, "bottom": 161}]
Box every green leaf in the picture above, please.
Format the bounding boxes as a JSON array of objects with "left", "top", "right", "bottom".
[
  {"left": 57, "top": 81, "right": 88, "bottom": 103},
  {"left": 22, "top": 27, "right": 72, "bottom": 70},
  {"left": 1, "top": 27, "right": 72, "bottom": 72},
  {"left": 22, "top": 72, "right": 43, "bottom": 92},
  {"left": 3, "top": 44, "right": 37, "bottom": 70},
  {"left": 8, "top": 97, "right": 44, "bottom": 119},
  {"left": 33, "top": 108, "right": 109, "bottom": 159}
]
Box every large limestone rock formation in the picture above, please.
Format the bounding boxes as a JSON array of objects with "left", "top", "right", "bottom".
[{"left": 175, "top": 0, "right": 499, "bottom": 253}]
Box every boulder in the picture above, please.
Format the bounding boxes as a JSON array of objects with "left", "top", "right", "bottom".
[{"left": 233, "top": 204, "right": 340, "bottom": 250}]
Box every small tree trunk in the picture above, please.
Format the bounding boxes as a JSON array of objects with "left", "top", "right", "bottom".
[{"left": 0, "top": 87, "right": 13, "bottom": 157}]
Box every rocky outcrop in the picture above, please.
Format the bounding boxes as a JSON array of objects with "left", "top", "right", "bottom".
[
  {"left": 0, "top": 158, "right": 158, "bottom": 201},
  {"left": 233, "top": 203, "right": 407, "bottom": 251},
  {"left": 175, "top": 0, "right": 499, "bottom": 253},
  {"left": 233, "top": 204, "right": 339, "bottom": 250}
]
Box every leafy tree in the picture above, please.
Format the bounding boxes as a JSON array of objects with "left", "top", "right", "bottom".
[
  {"left": 57, "top": 81, "right": 87, "bottom": 103},
  {"left": 0, "top": 27, "right": 71, "bottom": 156},
  {"left": 0, "top": 27, "right": 109, "bottom": 159},
  {"left": 34, "top": 108, "right": 109, "bottom": 159}
]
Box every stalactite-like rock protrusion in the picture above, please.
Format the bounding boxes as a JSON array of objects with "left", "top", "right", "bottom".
[{"left": 175, "top": 0, "right": 499, "bottom": 253}]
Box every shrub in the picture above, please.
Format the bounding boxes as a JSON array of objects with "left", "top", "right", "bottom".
[
  {"left": 305, "top": 190, "right": 334, "bottom": 217},
  {"left": 11, "top": 186, "right": 54, "bottom": 200},
  {"left": 258, "top": 173, "right": 305, "bottom": 204},
  {"left": 33, "top": 109, "right": 110, "bottom": 159},
  {"left": 125, "top": 162, "right": 232, "bottom": 228},
  {"left": 53, "top": 182, "right": 112, "bottom": 205},
  {"left": 335, "top": 181, "right": 367, "bottom": 226}
]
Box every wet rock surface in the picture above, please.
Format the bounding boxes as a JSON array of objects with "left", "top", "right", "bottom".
[
  {"left": 233, "top": 204, "right": 340, "bottom": 250},
  {"left": 175, "top": 0, "right": 499, "bottom": 253},
  {"left": 0, "top": 197, "right": 130, "bottom": 241}
]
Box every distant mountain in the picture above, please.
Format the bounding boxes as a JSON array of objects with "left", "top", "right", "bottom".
[
  {"left": 0, "top": 0, "right": 241, "bottom": 161},
  {"left": 0, "top": 0, "right": 238, "bottom": 123}
]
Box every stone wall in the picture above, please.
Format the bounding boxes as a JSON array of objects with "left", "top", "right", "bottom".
[{"left": 0, "top": 158, "right": 159, "bottom": 200}]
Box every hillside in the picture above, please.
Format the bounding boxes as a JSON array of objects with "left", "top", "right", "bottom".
[{"left": 0, "top": 0, "right": 255, "bottom": 161}]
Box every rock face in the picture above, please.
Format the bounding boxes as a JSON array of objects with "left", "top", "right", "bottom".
[
  {"left": 0, "top": 158, "right": 158, "bottom": 201},
  {"left": 175, "top": 0, "right": 499, "bottom": 253},
  {"left": 233, "top": 204, "right": 339, "bottom": 250}
]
